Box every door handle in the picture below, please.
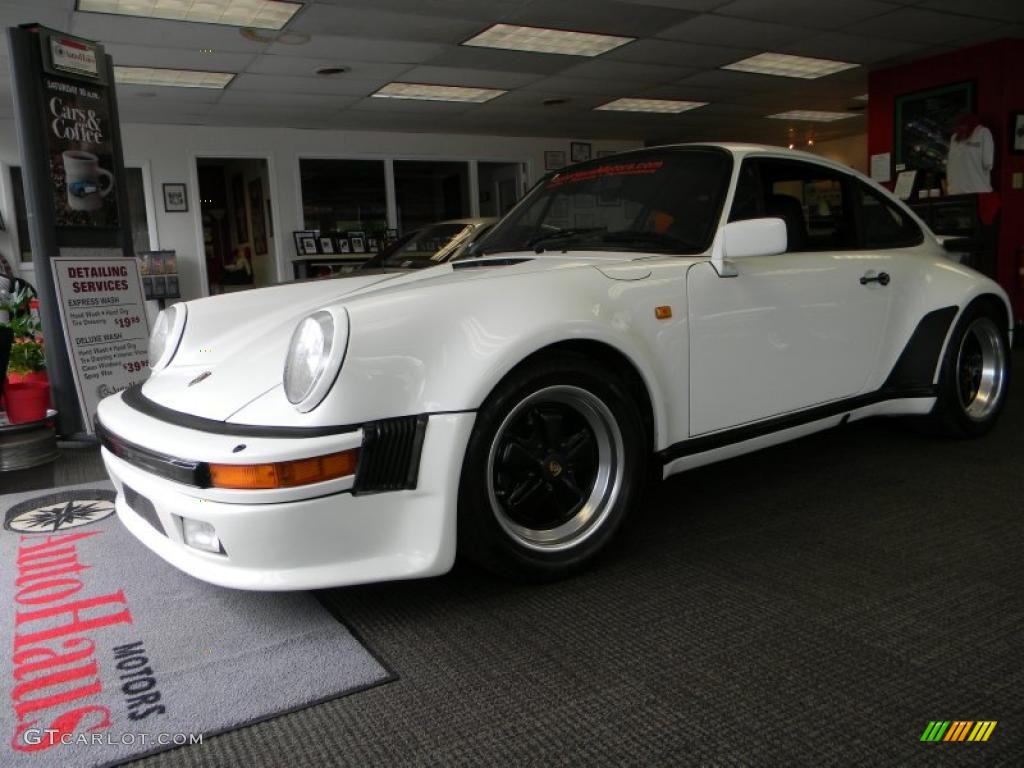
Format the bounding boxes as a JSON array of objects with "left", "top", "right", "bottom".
[{"left": 860, "top": 271, "right": 890, "bottom": 286}]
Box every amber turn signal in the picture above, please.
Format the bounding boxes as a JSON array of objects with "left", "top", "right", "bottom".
[
  {"left": 654, "top": 305, "right": 672, "bottom": 320},
  {"left": 209, "top": 449, "right": 359, "bottom": 489}
]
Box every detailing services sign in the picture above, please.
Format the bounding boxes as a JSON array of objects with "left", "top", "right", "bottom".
[{"left": 51, "top": 257, "right": 151, "bottom": 432}]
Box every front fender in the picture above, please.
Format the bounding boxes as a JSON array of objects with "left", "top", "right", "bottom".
[{"left": 230, "top": 262, "right": 692, "bottom": 450}]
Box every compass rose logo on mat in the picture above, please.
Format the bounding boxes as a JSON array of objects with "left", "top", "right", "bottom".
[{"left": 4, "top": 489, "right": 116, "bottom": 533}]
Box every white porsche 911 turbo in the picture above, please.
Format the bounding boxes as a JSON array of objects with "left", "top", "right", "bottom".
[{"left": 97, "top": 144, "right": 1014, "bottom": 590}]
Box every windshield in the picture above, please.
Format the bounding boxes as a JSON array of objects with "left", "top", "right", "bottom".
[
  {"left": 478, "top": 148, "right": 732, "bottom": 256},
  {"left": 367, "top": 223, "right": 473, "bottom": 269}
]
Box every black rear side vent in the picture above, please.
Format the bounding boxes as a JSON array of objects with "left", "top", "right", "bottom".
[{"left": 353, "top": 415, "right": 428, "bottom": 495}]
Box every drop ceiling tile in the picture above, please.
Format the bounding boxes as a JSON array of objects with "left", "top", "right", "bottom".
[
  {"left": 506, "top": 0, "right": 699, "bottom": 37},
  {"left": 606, "top": 38, "right": 755, "bottom": 68},
  {"left": 230, "top": 72, "right": 387, "bottom": 97},
  {"left": 101, "top": 44, "right": 256, "bottom": 73},
  {"left": 559, "top": 60, "right": 697, "bottom": 84},
  {"left": 675, "top": 69, "right": 802, "bottom": 92},
  {"left": 613, "top": 0, "right": 733, "bottom": 9},
  {"left": 115, "top": 85, "right": 224, "bottom": 104},
  {"left": 247, "top": 55, "right": 413, "bottom": 80},
  {"left": 423, "top": 45, "right": 579, "bottom": 74},
  {"left": 266, "top": 35, "right": 446, "bottom": 63},
  {"left": 219, "top": 90, "right": 361, "bottom": 109},
  {"left": 305, "top": 0, "right": 528, "bottom": 23},
  {"left": 0, "top": 2, "right": 71, "bottom": 32},
  {"left": 635, "top": 82, "right": 741, "bottom": 102},
  {"left": 917, "top": 0, "right": 1024, "bottom": 22},
  {"left": 715, "top": 0, "right": 894, "bottom": 29},
  {"left": 396, "top": 65, "right": 543, "bottom": 89},
  {"left": 348, "top": 96, "right": 476, "bottom": 113},
  {"left": 845, "top": 8, "right": 1003, "bottom": 43},
  {"left": 520, "top": 76, "right": 648, "bottom": 96},
  {"left": 288, "top": 5, "right": 485, "bottom": 44},
  {"left": 656, "top": 14, "right": 816, "bottom": 48},
  {"left": 777, "top": 33, "right": 926, "bottom": 64},
  {"left": 71, "top": 13, "right": 273, "bottom": 54}
]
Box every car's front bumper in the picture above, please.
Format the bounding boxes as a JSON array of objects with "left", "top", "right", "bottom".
[{"left": 96, "top": 391, "right": 475, "bottom": 590}]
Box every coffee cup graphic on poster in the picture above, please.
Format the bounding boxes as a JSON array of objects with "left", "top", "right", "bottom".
[
  {"left": 62, "top": 150, "right": 114, "bottom": 211},
  {"left": 43, "top": 76, "right": 119, "bottom": 228}
]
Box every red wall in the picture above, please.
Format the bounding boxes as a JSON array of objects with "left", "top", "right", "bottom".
[{"left": 868, "top": 38, "right": 1024, "bottom": 321}]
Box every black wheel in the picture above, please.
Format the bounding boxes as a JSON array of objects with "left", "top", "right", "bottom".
[
  {"left": 457, "top": 352, "right": 647, "bottom": 580},
  {"left": 931, "top": 305, "right": 1010, "bottom": 437}
]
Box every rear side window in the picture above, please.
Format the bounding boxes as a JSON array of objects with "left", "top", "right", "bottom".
[{"left": 855, "top": 182, "right": 924, "bottom": 249}]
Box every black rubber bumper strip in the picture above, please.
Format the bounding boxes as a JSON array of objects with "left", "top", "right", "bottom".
[{"left": 121, "top": 384, "right": 360, "bottom": 438}]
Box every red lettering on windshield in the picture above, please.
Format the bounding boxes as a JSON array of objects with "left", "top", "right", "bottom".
[{"left": 547, "top": 160, "right": 665, "bottom": 188}]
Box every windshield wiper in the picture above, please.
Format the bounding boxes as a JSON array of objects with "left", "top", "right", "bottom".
[
  {"left": 527, "top": 226, "right": 606, "bottom": 252},
  {"left": 595, "top": 230, "right": 701, "bottom": 252}
]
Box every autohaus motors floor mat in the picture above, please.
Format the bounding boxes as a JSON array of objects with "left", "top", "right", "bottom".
[{"left": 0, "top": 481, "right": 394, "bottom": 768}]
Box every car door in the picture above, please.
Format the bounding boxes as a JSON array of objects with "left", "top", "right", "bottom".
[{"left": 686, "top": 157, "right": 895, "bottom": 436}]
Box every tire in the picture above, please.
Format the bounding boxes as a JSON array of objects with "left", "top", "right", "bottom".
[
  {"left": 930, "top": 305, "right": 1010, "bottom": 437},
  {"left": 457, "top": 352, "right": 648, "bottom": 580}
]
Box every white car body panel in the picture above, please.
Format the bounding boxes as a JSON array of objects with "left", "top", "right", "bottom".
[{"left": 95, "top": 143, "right": 1014, "bottom": 590}]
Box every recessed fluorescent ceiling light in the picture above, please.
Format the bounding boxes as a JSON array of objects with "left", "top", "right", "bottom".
[
  {"left": 77, "top": 0, "right": 301, "bottom": 30},
  {"left": 463, "top": 24, "right": 633, "bottom": 57},
  {"left": 596, "top": 98, "right": 707, "bottom": 114},
  {"left": 115, "top": 66, "right": 235, "bottom": 89},
  {"left": 723, "top": 52, "right": 858, "bottom": 79},
  {"left": 767, "top": 110, "right": 856, "bottom": 122},
  {"left": 372, "top": 83, "right": 506, "bottom": 103}
]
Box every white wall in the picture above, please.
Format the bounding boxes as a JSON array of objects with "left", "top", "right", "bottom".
[{"left": 0, "top": 119, "right": 639, "bottom": 300}]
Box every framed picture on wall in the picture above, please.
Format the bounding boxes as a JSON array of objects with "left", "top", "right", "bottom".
[
  {"left": 319, "top": 236, "right": 334, "bottom": 254},
  {"left": 162, "top": 183, "right": 188, "bottom": 212},
  {"left": 301, "top": 236, "right": 319, "bottom": 255},
  {"left": 894, "top": 81, "right": 975, "bottom": 174},
  {"left": 1011, "top": 111, "right": 1024, "bottom": 155},
  {"left": 544, "top": 150, "right": 566, "bottom": 170},
  {"left": 570, "top": 142, "right": 592, "bottom": 163}
]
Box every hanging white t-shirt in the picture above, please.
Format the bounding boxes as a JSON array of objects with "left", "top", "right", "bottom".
[{"left": 946, "top": 125, "right": 994, "bottom": 194}]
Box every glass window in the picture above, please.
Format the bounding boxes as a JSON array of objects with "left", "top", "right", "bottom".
[
  {"left": 300, "top": 159, "right": 388, "bottom": 234},
  {"left": 10, "top": 167, "right": 32, "bottom": 263},
  {"left": 366, "top": 222, "right": 473, "bottom": 270},
  {"left": 746, "top": 159, "right": 855, "bottom": 252},
  {"left": 394, "top": 161, "right": 470, "bottom": 232},
  {"left": 479, "top": 149, "right": 732, "bottom": 256},
  {"left": 855, "top": 181, "right": 924, "bottom": 249}
]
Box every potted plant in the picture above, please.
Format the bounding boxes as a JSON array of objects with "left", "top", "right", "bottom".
[{"left": 3, "top": 288, "right": 50, "bottom": 423}]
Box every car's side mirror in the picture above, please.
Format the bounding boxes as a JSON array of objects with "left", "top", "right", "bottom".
[
  {"left": 710, "top": 217, "right": 788, "bottom": 277},
  {"left": 724, "top": 217, "right": 788, "bottom": 258}
]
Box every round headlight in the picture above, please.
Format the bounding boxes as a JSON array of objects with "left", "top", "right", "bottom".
[
  {"left": 149, "top": 304, "right": 186, "bottom": 371},
  {"left": 284, "top": 311, "right": 344, "bottom": 411}
]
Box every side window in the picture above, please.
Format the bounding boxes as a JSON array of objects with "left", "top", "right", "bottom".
[
  {"left": 747, "top": 159, "right": 856, "bottom": 252},
  {"left": 855, "top": 182, "right": 924, "bottom": 249}
]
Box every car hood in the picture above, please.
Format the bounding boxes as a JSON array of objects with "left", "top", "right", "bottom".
[{"left": 139, "top": 251, "right": 662, "bottom": 421}]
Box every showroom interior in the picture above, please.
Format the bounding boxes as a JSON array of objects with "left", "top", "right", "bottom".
[{"left": 0, "top": 1, "right": 1021, "bottom": 766}]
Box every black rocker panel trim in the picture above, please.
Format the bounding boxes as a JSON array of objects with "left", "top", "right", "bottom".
[
  {"left": 657, "top": 386, "right": 936, "bottom": 463},
  {"left": 882, "top": 306, "right": 958, "bottom": 391},
  {"left": 121, "top": 384, "right": 360, "bottom": 438}
]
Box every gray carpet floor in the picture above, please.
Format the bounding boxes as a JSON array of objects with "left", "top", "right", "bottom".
[{"left": 5, "top": 351, "right": 1021, "bottom": 767}]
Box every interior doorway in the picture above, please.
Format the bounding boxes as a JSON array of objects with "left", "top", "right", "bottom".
[
  {"left": 478, "top": 162, "right": 523, "bottom": 218},
  {"left": 196, "top": 157, "right": 275, "bottom": 295}
]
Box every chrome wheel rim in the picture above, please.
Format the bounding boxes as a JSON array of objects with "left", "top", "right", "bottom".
[
  {"left": 486, "top": 385, "right": 624, "bottom": 552},
  {"left": 956, "top": 316, "right": 1006, "bottom": 422}
]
